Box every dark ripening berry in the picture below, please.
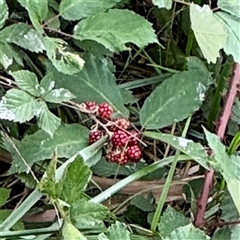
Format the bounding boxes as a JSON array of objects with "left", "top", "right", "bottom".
[
  {"left": 127, "top": 145, "right": 142, "bottom": 162},
  {"left": 106, "top": 151, "right": 129, "bottom": 165},
  {"left": 111, "top": 129, "right": 129, "bottom": 147},
  {"left": 127, "top": 130, "right": 139, "bottom": 146},
  {"left": 89, "top": 130, "right": 102, "bottom": 144},
  {"left": 98, "top": 102, "right": 113, "bottom": 119}
]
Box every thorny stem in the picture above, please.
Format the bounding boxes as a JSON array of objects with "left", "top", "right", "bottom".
[{"left": 194, "top": 63, "right": 240, "bottom": 228}]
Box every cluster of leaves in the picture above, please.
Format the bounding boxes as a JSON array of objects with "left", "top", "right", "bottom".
[{"left": 0, "top": 0, "right": 239, "bottom": 239}]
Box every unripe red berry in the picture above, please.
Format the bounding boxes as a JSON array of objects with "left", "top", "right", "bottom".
[
  {"left": 106, "top": 150, "right": 129, "bottom": 165},
  {"left": 127, "top": 130, "right": 139, "bottom": 146},
  {"left": 115, "top": 118, "right": 130, "bottom": 130},
  {"left": 89, "top": 130, "right": 103, "bottom": 144},
  {"left": 127, "top": 145, "right": 142, "bottom": 162},
  {"left": 85, "top": 101, "right": 98, "bottom": 112},
  {"left": 98, "top": 102, "right": 113, "bottom": 119},
  {"left": 111, "top": 129, "right": 129, "bottom": 147}
]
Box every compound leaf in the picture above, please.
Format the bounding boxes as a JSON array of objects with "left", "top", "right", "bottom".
[
  {"left": 60, "top": 0, "right": 121, "bottom": 21},
  {"left": 8, "top": 124, "right": 89, "bottom": 173},
  {"left": 17, "top": 0, "right": 48, "bottom": 33},
  {"left": 0, "top": 23, "right": 45, "bottom": 53},
  {"left": 11, "top": 70, "right": 41, "bottom": 97},
  {"left": 0, "top": 89, "right": 41, "bottom": 123},
  {"left": 37, "top": 101, "right": 61, "bottom": 137},
  {"left": 140, "top": 69, "right": 210, "bottom": 129},
  {"left": 50, "top": 53, "right": 128, "bottom": 117},
  {"left": 190, "top": 3, "right": 227, "bottom": 63},
  {"left": 0, "top": 0, "right": 8, "bottom": 29},
  {"left": 216, "top": 12, "right": 240, "bottom": 64},
  {"left": 43, "top": 37, "right": 85, "bottom": 75},
  {"left": 74, "top": 9, "right": 158, "bottom": 53}
]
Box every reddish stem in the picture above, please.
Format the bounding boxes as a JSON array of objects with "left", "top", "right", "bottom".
[{"left": 194, "top": 63, "right": 240, "bottom": 228}]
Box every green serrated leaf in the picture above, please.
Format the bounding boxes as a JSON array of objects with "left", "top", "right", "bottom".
[
  {"left": 0, "top": 42, "right": 23, "bottom": 69},
  {"left": 50, "top": 53, "right": 128, "bottom": 117},
  {"left": 43, "top": 37, "right": 85, "bottom": 75},
  {"left": 190, "top": 3, "right": 227, "bottom": 63},
  {"left": 37, "top": 101, "right": 61, "bottom": 137},
  {"left": 152, "top": 0, "right": 172, "bottom": 10},
  {"left": 60, "top": 0, "right": 121, "bottom": 21},
  {"left": 140, "top": 69, "right": 210, "bottom": 129},
  {"left": 0, "top": 209, "right": 24, "bottom": 231},
  {"left": 40, "top": 74, "right": 55, "bottom": 93},
  {"left": 158, "top": 205, "right": 190, "bottom": 238},
  {"left": 216, "top": 12, "right": 240, "bottom": 64},
  {"left": 0, "top": 188, "right": 10, "bottom": 207},
  {"left": 204, "top": 128, "right": 240, "bottom": 215},
  {"left": 163, "top": 223, "right": 209, "bottom": 240},
  {"left": 143, "top": 131, "right": 210, "bottom": 169},
  {"left": 62, "top": 222, "right": 87, "bottom": 240},
  {"left": 0, "top": 23, "right": 45, "bottom": 53},
  {"left": 211, "top": 227, "right": 231, "bottom": 240},
  {"left": 231, "top": 225, "right": 240, "bottom": 240},
  {"left": 0, "top": 89, "right": 41, "bottom": 123},
  {"left": 221, "top": 189, "right": 240, "bottom": 221},
  {"left": 43, "top": 88, "right": 75, "bottom": 103},
  {"left": 8, "top": 124, "right": 89, "bottom": 173},
  {"left": 0, "top": 0, "right": 8, "bottom": 29},
  {"left": 71, "top": 198, "right": 109, "bottom": 229},
  {"left": 218, "top": 0, "right": 240, "bottom": 18},
  {"left": 74, "top": 9, "right": 158, "bottom": 52},
  {"left": 11, "top": 70, "right": 41, "bottom": 96},
  {"left": 17, "top": 0, "right": 48, "bottom": 33},
  {"left": 58, "top": 157, "right": 91, "bottom": 205},
  {"left": 98, "top": 221, "right": 131, "bottom": 240}
]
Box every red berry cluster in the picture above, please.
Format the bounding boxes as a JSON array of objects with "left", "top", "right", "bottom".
[{"left": 85, "top": 102, "right": 142, "bottom": 165}]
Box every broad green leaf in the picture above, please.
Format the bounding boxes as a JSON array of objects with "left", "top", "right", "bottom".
[
  {"left": 231, "top": 225, "right": 240, "bottom": 240},
  {"left": 204, "top": 128, "right": 240, "bottom": 215},
  {"left": 140, "top": 69, "right": 210, "bottom": 129},
  {"left": 60, "top": 0, "right": 121, "bottom": 21},
  {"left": 11, "top": 70, "right": 41, "bottom": 97},
  {"left": 62, "top": 222, "right": 87, "bottom": 240},
  {"left": 43, "top": 88, "right": 75, "bottom": 103},
  {"left": 40, "top": 74, "right": 55, "bottom": 93},
  {"left": 8, "top": 124, "right": 89, "bottom": 173},
  {"left": 74, "top": 9, "right": 158, "bottom": 52},
  {"left": 187, "top": 56, "right": 209, "bottom": 72},
  {"left": 0, "top": 89, "right": 41, "bottom": 123},
  {"left": 58, "top": 157, "right": 91, "bottom": 205},
  {"left": 43, "top": 37, "right": 85, "bottom": 75},
  {"left": 152, "top": 0, "right": 172, "bottom": 10},
  {"left": 0, "top": 42, "right": 23, "bottom": 69},
  {"left": 98, "top": 221, "right": 131, "bottom": 240},
  {"left": 0, "top": 0, "right": 8, "bottom": 29},
  {"left": 50, "top": 53, "right": 128, "bottom": 117},
  {"left": 131, "top": 194, "right": 155, "bottom": 212},
  {"left": 221, "top": 189, "right": 239, "bottom": 221},
  {"left": 37, "top": 101, "right": 61, "bottom": 137},
  {"left": 190, "top": 3, "right": 227, "bottom": 63},
  {"left": 17, "top": 0, "right": 48, "bottom": 33},
  {"left": 71, "top": 199, "right": 109, "bottom": 228},
  {"left": 163, "top": 223, "right": 209, "bottom": 240},
  {"left": 0, "top": 23, "right": 45, "bottom": 53},
  {"left": 0, "top": 188, "right": 10, "bottom": 207},
  {"left": 144, "top": 131, "right": 210, "bottom": 169},
  {"left": 216, "top": 12, "right": 240, "bottom": 64},
  {"left": 158, "top": 205, "right": 190, "bottom": 238},
  {"left": 211, "top": 227, "right": 231, "bottom": 240},
  {"left": 218, "top": 0, "right": 240, "bottom": 18}
]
